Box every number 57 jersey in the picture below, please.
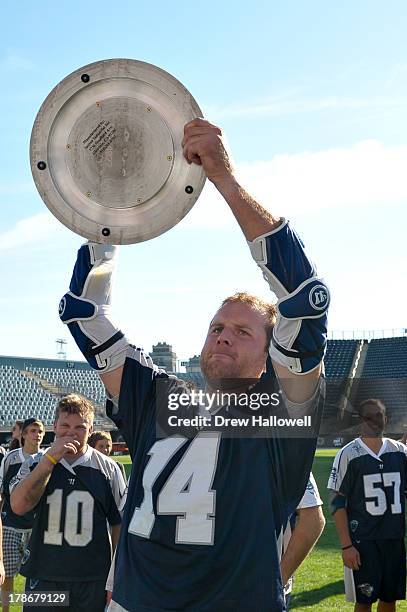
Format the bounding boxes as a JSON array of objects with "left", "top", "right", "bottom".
[
  {"left": 328, "top": 437, "right": 407, "bottom": 540},
  {"left": 9, "top": 447, "right": 126, "bottom": 582}
]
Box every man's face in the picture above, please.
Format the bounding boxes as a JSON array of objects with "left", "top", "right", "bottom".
[
  {"left": 360, "top": 403, "right": 386, "bottom": 437},
  {"left": 95, "top": 439, "right": 112, "bottom": 456},
  {"left": 54, "top": 412, "right": 93, "bottom": 454},
  {"left": 12, "top": 423, "right": 21, "bottom": 440},
  {"left": 23, "top": 424, "right": 45, "bottom": 448},
  {"left": 200, "top": 302, "right": 269, "bottom": 384}
]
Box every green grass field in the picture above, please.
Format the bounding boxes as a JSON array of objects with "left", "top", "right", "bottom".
[{"left": 9, "top": 451, "right": 407, "bottom": 611}]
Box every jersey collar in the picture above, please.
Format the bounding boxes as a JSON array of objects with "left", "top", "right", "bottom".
[
  {"left": 358, "top": 437, "right": 388, "bottom": 459},
  {"left": 60, "top": 445, "right": 92, "bottom": 473}
]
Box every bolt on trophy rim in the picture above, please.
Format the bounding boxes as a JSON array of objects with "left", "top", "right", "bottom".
[{"left": 30, "top": 58, "right": 206, "bottom": 244}]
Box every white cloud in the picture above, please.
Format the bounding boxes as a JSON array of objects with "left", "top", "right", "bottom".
[
  {"left": 179, "top": 182, "right": 235, "bottom": 229},
  {"left": 386, "top": 63, "right": 407, "bottom": 88},
  {"left": 208, "top": 95, "right": 407, "bottom": 120},
  {"left": 0, "top": 51, "right": 34, "bottom": 72},
  {"left": 0, "top": 212, "right": 66, "bottom": 251},
  {"left": 3, "top": 139, "right": 406, "bottom": 243},
  {"left": 0, "top": 181, "right": 36, "bottom": 196},
  {"left": 242, "top": 140, "right": 407, "bottom": 212},
  {"left": 184, "top": 140, "right": 407, "bottom": 227}
]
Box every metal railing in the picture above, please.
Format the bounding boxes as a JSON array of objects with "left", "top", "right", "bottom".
[{"left": 328, "top": 329, "right": 407, "bottom": 340}]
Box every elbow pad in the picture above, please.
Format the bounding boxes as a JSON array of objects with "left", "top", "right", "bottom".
[
  {"left": 59, "top": 242, "right": 129, "bottom": 372},
  {"left": 248, "top": 219, "right": 330, "bottom": 374},
  {"left": 329, "top": 491, "right": 347, "bottom": 515}
]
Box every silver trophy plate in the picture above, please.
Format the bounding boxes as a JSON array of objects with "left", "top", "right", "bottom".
[{"left": 30, "top": 59, "right": 206, "bottom": 244}]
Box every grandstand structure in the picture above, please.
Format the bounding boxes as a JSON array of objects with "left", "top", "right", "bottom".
[
  {"left": 0, "top": 356, "right": 110, "bottom": 444},
  {"left": 350, "top": 337, "right": 407, "bottom": 431},
  {"left": 317, "top": 336, "right": 407, "bottom": 441},
  {"left": 1, "top": 335, "right": 406, "bottom": 445}
]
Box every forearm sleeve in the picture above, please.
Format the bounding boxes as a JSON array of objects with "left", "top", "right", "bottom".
[
  {"left": 59, "top": 242, "right": 130, "bottom": 372},
  {"left": 248, "top": 219, "right": 330, "bottom": 374}
]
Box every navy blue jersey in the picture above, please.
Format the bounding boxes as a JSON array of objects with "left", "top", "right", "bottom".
[
  {"left": 328, "top": 437, "right": 407, "bottom": 540},
  {"left": 107, "top": 348, "right": 324, "bottom": 611},
  {"left": 0, "top": 448, "right": 44, "bottom": 529},
  {"left": 10, "top": 446, "right": 126, "bottom": 581}
]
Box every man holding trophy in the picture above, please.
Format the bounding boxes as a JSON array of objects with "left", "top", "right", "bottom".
[{"left": 30, "top": 60, "right": 329, "bottom": 611}]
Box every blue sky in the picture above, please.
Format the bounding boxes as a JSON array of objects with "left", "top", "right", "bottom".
[{"left": 1, "top": 1, "right": 406, "bottom": 364}]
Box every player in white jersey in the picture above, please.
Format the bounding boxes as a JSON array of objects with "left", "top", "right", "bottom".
[
  {"left": 0, "top": 515, "right": 4, "bottom": 586},
  {"left": 0, "top": 451, "right": 5, "bottom": 592},
  {"left": 328, "top": 398, "right": 407, "bottom": 611},
  {"left": 0, "top": 446, "right": 6, "bottom": 467},
  {"left": 0, "top": 418, "right": 45, "bottom": 612}
]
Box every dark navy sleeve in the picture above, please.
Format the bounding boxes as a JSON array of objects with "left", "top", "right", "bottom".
[
  {"left": 106, "top": 461, "right": 127, "bottom": 524},
  {"left": 106, "top": 347, "right": 189, "bottom": 458},
  {"left": 266, "top": 377, "right": 324, "bottom": 519},
  {"left": 106, "top": 488, "right": 123, "bottom": 526}
]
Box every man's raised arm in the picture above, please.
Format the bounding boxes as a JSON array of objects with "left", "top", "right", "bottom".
[
  {"left": 183, "top": 118, "right": 330, "bottom": 402},
  {"left": 58, "top": 242, "right": 128, "bottom": 397}
]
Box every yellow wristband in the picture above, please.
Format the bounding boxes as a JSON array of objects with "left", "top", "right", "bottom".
[{"left": 45, "top": 452, "right": 58, "bottom": 465}]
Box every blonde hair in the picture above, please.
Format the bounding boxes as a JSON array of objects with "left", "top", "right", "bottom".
[
  {"left": 221, "top": 292, "right": 277, "bottom": 346},
  {"left": 55, "top": 394, "right": 95, "bottom": 424}
]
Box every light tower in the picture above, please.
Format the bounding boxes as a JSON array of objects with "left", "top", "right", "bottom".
[{"left": 56, "top": 338, "right": 67, "bottom": 360}]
